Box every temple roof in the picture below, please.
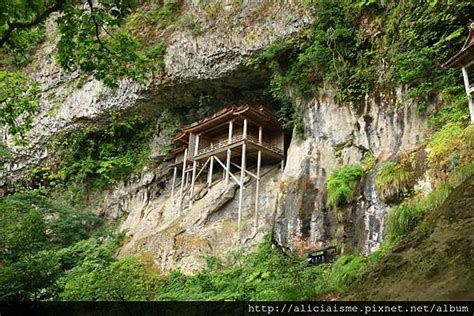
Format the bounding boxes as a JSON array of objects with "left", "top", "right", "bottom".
[
  {"left": 443, "top": 23, "right": 474, "bottom": 68},
  {"left": 179, "top": 104, "right": 281, "bottom": 134}
]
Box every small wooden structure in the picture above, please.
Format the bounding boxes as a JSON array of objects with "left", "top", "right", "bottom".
[
  {"left": 443, "top": 23, "right": 474, "bottom": 123},
  {"left": 305, "top": 246, "right": 337, "bottom": 265},
  {"left": 170, "top": 104, "right": 285, "bottom": 242}
]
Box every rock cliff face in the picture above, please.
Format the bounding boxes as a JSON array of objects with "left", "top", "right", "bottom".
[
  {"left": 1, "top": 1, "right": 434, "bottom": 272},
  {"left": 1, "top": 1, "right": 310, "bottom": 184},
  {"left": 276, "top": 89, "right": 430, "bottom": 255}
]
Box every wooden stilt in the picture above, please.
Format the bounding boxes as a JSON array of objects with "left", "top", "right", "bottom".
[
  {"left": 237, "top": 119, "right": 248, "bottom": 244},
  {"left": 255, "top": 125, "right": 262, "bottom": 232},
  {"left": 179, "top": 148, "right": 188, "bottom": 214},
  {"left": 238, "top": 142, "right": 246, "bottom": 244},
  {"left": 190, "top": 134, "right": 200, "bottom": 209},
  {"left": 171, "top": 166, "right": 177, "bottom": 199},
  {"left": 255, "top": 149, "right": 261, "bottom": 232},
  {"left": 208, "top": 156, "right": 214, "bottom": 187},
  {"left": 225, "top": 121, "right": 233, "bottom": 184},
  {"left": 280, "top": 131, "right": 285, "bottom": 172}
]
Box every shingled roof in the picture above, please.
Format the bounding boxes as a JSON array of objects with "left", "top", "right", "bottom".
[
  {"left": 443, "top": 23, "right": 474, "bottom": 68},
  {"left": 179, "top": 104, "right": 281, "bottom": 134}
]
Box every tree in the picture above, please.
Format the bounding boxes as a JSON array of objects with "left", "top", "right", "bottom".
[
  {"left": 1, "top": 0, "right": 163, "bottom": 88},
  {"left": 0, "top": 0, "right": 166, "bottom": 142}
]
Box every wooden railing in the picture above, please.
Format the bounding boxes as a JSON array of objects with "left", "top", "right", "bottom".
[{"left": 196, "top": 132, "right": 283, "bottom": 156}]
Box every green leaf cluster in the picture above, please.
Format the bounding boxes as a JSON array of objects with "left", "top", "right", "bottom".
[
  {"left": 326, "top": 165, "right": 364, "bottom": 209},
  {"left": 56, "top": 0, "right": 165, "bottom": 88},
  {"left": 52, "top": 112, "right": 154, "bottom": 190},
  {"left": 0, "top": 71, "right": 40, "bottom": 143}
]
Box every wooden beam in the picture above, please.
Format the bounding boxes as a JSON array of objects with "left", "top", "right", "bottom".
[
  {"left": 179, "top": 148, "right": 188, "bottom": 214},
  {"left": 214, "top": 156, "right": 240, "bottom": 185},
  {"left": 208, "top": 156, "right": 214, "bottom": 187},
  {"left": 171, "top": 166, "right": 177, "bottom": 199},
  {"left": 243, "top": 118, "right": 248, "bottom": 139},
  {"left": 225, "top": 120, "right": 233, "bottom": 184},
  {"left": 281, "top": 130, "right": 285, "bottom": 172},
  {"left": 230, "top": 161, "right": 257, "bottom": 179},
  {"left": 255, "top": 148, "right": 262, "bottom": 234},
  {"left": 190, "top": 134, "right": 200, "bottom": 208},
  {"left": 195, "top": 157, "right": 210, "bottom": 182},
  {"left": 237, "top": 142, "right": 246, "bottom": 244}
]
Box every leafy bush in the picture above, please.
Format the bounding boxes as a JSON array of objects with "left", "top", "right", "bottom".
[
  {"left": 0, "top": 191, "right": 104, "bottom": 300},
  {"left": 60, "top": 256, "right": 160, "bottom": 301},
  {"left": 375, "top": 161, "right": 413, "bottom": 201},
  {"left": 155, "top": 235, "right": 324, "bottom": 301},
  {"left": 326, "top": 165, "right": 364, "bottom": 209}
]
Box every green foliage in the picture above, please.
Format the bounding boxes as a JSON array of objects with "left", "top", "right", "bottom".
[
  {"left": 427, "top": 123, "right": 473, "bottom": 183},
  {"left": 326, "top": 255, "right": 367, "bottom": 291},
  {"left": 0, "top": 191, "right": 104, "bottom": 300},
  {"left": 52, "top": 112, "right": 154, "bottom": 190},
  {"left": 0, "top": 141, "right": 12, "bottom": 161},
  {"left": 155, "top": 236, "right": 324, "bottom": 300},
  {"left": 60, "top": 256, "right": 159, "bottom": 300},
  {"left": 326, "top": 165, "right": 364, "bottom": 209},
  {"left": 252, "top": 0, "right": 473, "bottom": 129},
  {"left": 1, "top": 0, "right": 166, "bottom": 88},
  {"left": 56, "top": 2, "right": 162, "bottom": 89},
  {"left": 386, "top": 202, "right": 427, "bottom": 243},
  {"left": 385, "top": 183, "right": 453, "bottom": 244},
  {"left": 0, "top": 71, "right": 40, "bottom": 143},
  {"left": 375, "top": 161, "right": 413, "bottom": 201},
  {"left": 0, "top": 26, "right": 45, "bottom": 68}
]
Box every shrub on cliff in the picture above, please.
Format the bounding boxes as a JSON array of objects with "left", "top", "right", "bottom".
[
  {"left": 375, "top": 161, "right": 413, "bottom": 202},
  {"left": 325, "top": 165, "right": 364, "bottom": 209}
]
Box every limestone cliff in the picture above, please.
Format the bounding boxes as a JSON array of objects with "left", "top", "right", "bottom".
[{"left": 0, "top": 1, "right": 439, "bottom": 273}]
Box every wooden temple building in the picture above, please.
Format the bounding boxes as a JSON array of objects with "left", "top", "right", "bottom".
[
  {"left": 170, "top": 104, "right": 286, "bottom": 240},
  {"left": 443, "top": 23, "right": 474, "bottom": 123}
]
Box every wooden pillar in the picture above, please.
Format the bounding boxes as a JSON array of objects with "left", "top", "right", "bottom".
[
  {"left": 280, "top": 131, "right": 285, "bottom": 172},
  {"left": 243, "top": 118, "right": 248, "bottom": 139},
  {"left": 225, "top": 120, "right": 233, "bottom": 184},
  {"left": 190, "top": 134, "right": 200, "bottom": 208},
  {"left": 171, "top": 166, "right": 177, "bottom": 199},
  {"left": 238, "top": 141, "right": 246, "bottom": 244},
  {"left": 207, "top": 156, "right": 214, "bottom": 187},
  {"left": 179, "top": 148, "right": 188, "bottom": 214},
  {"left": 237, "top": 118, "right": 248, "bottom": 243},
  {"left": 461, "top": 66, "right": 474, "bottom": 123},
  {"left": 255, "top": 125, "right": 263, "bottom": 231}
]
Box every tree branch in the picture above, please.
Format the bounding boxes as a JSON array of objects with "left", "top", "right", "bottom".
[
  {"left": 0, "top": 0, "right": 67, "bottom": 48},
  {"left": 86, "top": 0, "right": 117, "bottom": 56}
]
